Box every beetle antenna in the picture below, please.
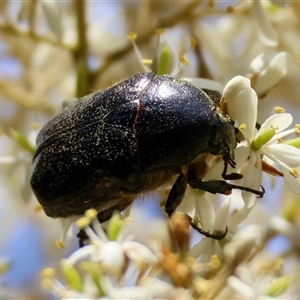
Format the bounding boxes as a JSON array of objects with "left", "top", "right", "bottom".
[{"left": 228, "top": 158, "right": 236, "bottom": 168}]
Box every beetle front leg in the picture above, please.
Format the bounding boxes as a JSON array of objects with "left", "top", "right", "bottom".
[
  {"left": 187, "top": 165, "right": 264, "bottom": 196},
  {"left": 188, "top": 178, "right": 234, "bottom": 195}
]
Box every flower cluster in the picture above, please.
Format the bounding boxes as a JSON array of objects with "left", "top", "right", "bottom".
[
  {"left": 42, "top": 42, "right": 300, "bottom": 299},
  {"left": 41, "top": 210, "right": 194, "bottom": 299},
  {"left": 42, "top": 210, "right": 299, "bottom": 299},
  {"left": 1, "top": 1, "right": 300, "bottom": 299}
]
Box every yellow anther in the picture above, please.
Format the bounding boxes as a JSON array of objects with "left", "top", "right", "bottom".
[
  {"left": 290, "top": 168, "right": 299, "bottom": 178},
  {"left": 55, "top": 240, "right": 65, "bottom": 249},
  {"left": 274, "top": 106, "right": 285, "bottom": 113},
  {"left": 239, "top": 124, "right": 247, "bottom": 131},
  {"left": 127, "top": 32, "right": 137, "bottom": 41},
  {"left": 179, "top": 56, "right": 189, "bottom": 66},
  {"left": 76, "top": 216, "right": 91, "bottom": 229},
  {"left": 141, "top": 59, "right": 153, "bottom": 66}
]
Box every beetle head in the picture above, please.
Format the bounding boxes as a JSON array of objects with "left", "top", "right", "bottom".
[{"left": 209, "top": 113, "right": 237, "bottom": 163}]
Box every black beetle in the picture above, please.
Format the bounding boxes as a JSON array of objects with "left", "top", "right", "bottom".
[{"left": 31, "top": 72, "right": 263, "bottom": 239}]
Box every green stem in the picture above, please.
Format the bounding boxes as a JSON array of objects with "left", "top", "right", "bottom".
[{"left": 74, "top": 0, "right": 89, "bottom": 98}]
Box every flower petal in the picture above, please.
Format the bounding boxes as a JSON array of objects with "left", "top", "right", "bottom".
[
  {"left": 235, "top": 87, "right": 258, "bottom": 141},
  {"left": 241, "top": 152, "right": 262, "bottom": 208},
  {"left": 59, "top": 218, "right": 75, "bottom": 242},
  {"left": 269, "top": 216, "right": 299, "bottom": 238},
  {"left": 227, "top": 276, "right": 256, "bottom": 298},
  {"left": 272, "top": 127, "right": 298, "bottom": 141},
  {"left": 0, "top": 156, "right": 17, "bottom": 164},
  {"left": 196, "top": 195, "right": 215, "bottom": 232},
  {"left": 227, "top": 206, "right": 252, "bottom": 235},
  {"left": 41, "top": 1, "right": 63, "bottom": 41},
  {"left": 188, "top": 238, "right": 221, "bottom": 261},
  {"left": 214, "top": 197, "right": 230, "bottom": 232},
  {"left": 263, "top": 144, "right": 300, "bottom": 167},
  {"left": 122, "top": 241, "right": 157, "bottom": 264},
  {"left": 278, "top": 163, "right": 300, "bottom": 195},
  {"left": 68, "top": 246, "right": 95, "bottom": 265},
  {"left": 258, "top": 113, "right": 293, "bottom": 140},
  {"left": 233, "top": 145, "right": 251, "bottom": 170},
  {"left": 253, "top": 52, "right": 292, "bottom": 96},
  {"left": 251, "top": 1, "right": 278, "bottom": 47},
  {"left": 247, "top": 51, "right": 291, "bottom": 78},
  {"left": 224, "top": 224, "right": 264, "bottom": 262},
  {"left": 222, "top": 76, "right": 251, "bottom": 119}
]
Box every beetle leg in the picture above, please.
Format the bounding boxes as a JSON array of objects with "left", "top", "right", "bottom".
[
  {"left": 189, "top": 217, "right": 228, "bottom": 240},
  {"left": 222, "top": 159, "right": 243, "bottom": 180},
  {"left": 77, "top": 229, "right": 89, "bottom": 247},
  {"left": 165, "top": 172, "right": 228, "bottom": 240},
  {"left": 189, "top": 178, "right": 234, "bottom": 195},
  {"left": 165, "top": 172, "right": 188, "bottom": 218},
  {"left": 188, "top": 165, "right": 265, "bottom": 196}
]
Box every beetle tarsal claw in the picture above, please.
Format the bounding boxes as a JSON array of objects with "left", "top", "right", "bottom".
[{"left": 189, "top": 221, "right": 228, "bottom": 240}]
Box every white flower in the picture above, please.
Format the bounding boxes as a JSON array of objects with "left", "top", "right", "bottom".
[
  {"left": 223, "top": 76, "right": 300, "bottom": 207},
  {"left": 242, "top": 114, "right": 300, "bottom": 204},
  {"left": 69, "top": 211, "right": 157, "bottom": 274},
  {"left": 128, "top": 31, "right": 200, "bottom": 77},
  {"left": 42, "top": 211, "right": 161, "bottom": 298}
]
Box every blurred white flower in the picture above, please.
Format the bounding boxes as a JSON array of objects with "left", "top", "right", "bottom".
[
  {"left": 127, "top": 31, "right": 196, "bottom": 76},
  {"left": 42, "top": 210, "right": 162, "bottom": 299},
  {"left": 184, "top": 77, "right": 224, "bottom": 94},
  {"left": 251, "top": 0, "right": 278, "bottom": 47},
  {"left": 246, "top": 50, "right": 292, "bottom": 97},
  {"left": 71, "top": 211, "right": 157, "bottom": 273},
  {"left": 226, "top": 253, "right": 296, "bottom": 299},
  {"left": 223, "top": 224, "right": 264, "bottom": 264},
  {"left": 0, "top": 128, "right": 37, "bottom": 203},
  {"left": 106, "top": 277, "right": 193, "bottom": 299}
]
